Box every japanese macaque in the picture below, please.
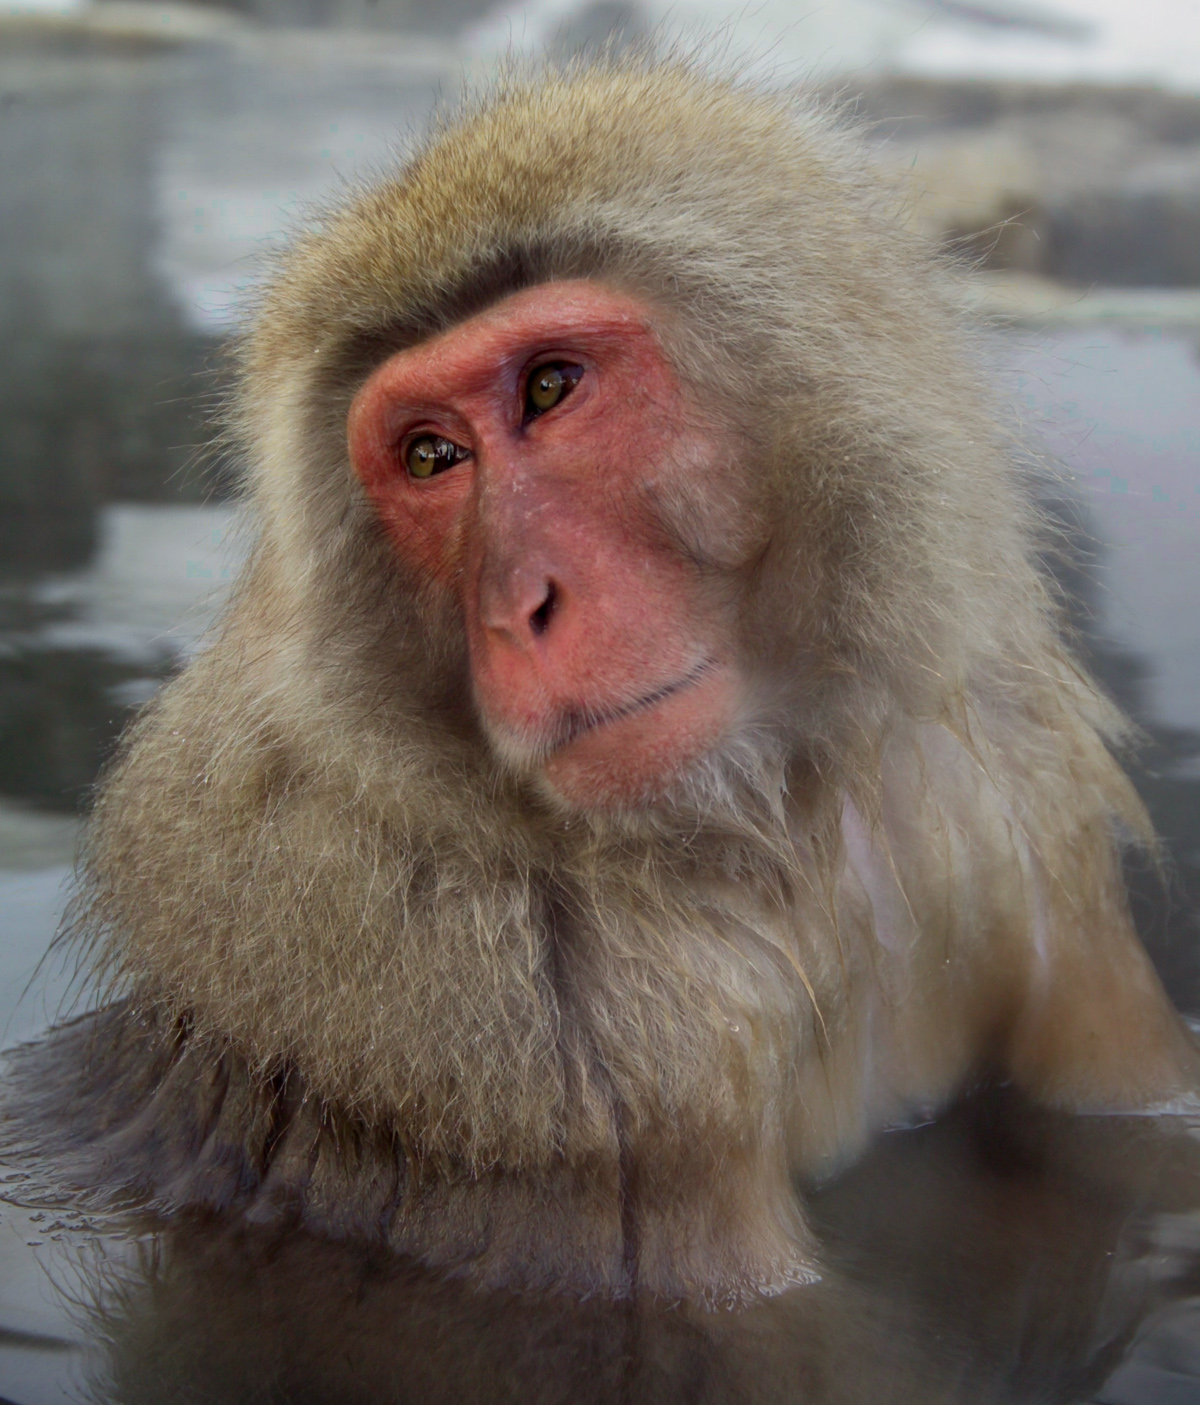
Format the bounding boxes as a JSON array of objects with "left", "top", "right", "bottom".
[{"left": 4, "top": 61, "right": 1198, "bottom": 1308}]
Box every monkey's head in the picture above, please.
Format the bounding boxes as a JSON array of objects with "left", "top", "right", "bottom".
[
  {"left": 347, "top": 279, "right": 746, "bottom": 809},
  {"left": 239, "top": 63, "right": 1032, "bottom": 819}
]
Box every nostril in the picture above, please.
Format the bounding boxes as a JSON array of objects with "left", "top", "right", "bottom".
[{"left": 529, "top": 581, "right": 557, "bottom": 637}]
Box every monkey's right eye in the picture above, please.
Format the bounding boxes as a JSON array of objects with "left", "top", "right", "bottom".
[
  {"left": 405, "top": 436, "right": 467, "bottom": 479},
  {"left": 525, "top": 363, "right": 583, "bottom": 420}
]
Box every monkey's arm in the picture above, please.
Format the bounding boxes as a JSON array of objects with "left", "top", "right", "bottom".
[
  {"left": 0, "top": 1005, "right": 402, "bottom": 1236},
  {"left": 866, "top": 719, "right": 1200, "bottom": 1118},
  {"left": 1001, "top": 854, "right": 1200, "bottom": 1115}
]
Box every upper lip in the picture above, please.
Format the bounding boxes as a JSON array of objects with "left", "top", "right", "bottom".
[{"left": 549, "top": 660, "right": 713, "bottom": 751}]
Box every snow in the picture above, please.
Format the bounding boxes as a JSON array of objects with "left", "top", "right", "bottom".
[
  {"left": 468, "top": 0, "right": 1200, "bottom": 94},
  {"left": 896, "top": 0, "right": 1200, "bottom": 92}
]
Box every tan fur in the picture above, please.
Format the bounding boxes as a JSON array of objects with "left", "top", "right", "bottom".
[{"left": 10, "top": 58, "right": 1198, "bottom": 1304}]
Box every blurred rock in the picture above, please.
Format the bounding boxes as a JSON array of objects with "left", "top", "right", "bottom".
[
  {"left": 1050, "top": 142, "right": 1200, "bottom": 286},
  {"left": 861, "top": 77, "right": 1200, "bottom": 287},
  {"left": 0, "top": 502, "right": 238, "bottom": 812},
  {"left": 889, "top": 128, "right": 1047, "bottom": 272}
]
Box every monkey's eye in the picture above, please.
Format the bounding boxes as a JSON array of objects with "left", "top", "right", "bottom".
[
  {"left": 525, "top": 363, "right": 583, "bottom": 420},
  {"left": 405, "top": 435, "right": 467, "bottom": 479}
]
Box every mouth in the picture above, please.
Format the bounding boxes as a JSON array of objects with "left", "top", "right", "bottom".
[
  {"left": 478, "top": 656, "right": 736, "bottom": 810},
  {"left": 547, "top": 659, "right": 715, "bottom": 753},
  {"left": 540, "top": 657, "right": 737, "bottom": 810}
]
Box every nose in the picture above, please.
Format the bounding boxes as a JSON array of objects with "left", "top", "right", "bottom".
[
  {"left": 528, "top": 580, "right": 558, "bottom": 636},
  {"left": 473, "top": 470, "right": 580, "bottom": 657},
  {"left": 480, "top": 567, "right": 563, "bottom": 649}
]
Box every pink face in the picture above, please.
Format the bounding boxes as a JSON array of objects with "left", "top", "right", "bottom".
[{"left": 348, "top": 281, "right": 740, "bottom": 810}]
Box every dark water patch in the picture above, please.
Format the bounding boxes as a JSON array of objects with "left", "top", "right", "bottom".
[
  {"left": 0, "top": 328, "right": 229, "bottom": 579},
  {"left": 1, "top": 1089, "right": 1195, "bottom": 1405},
  {"left": 0, "top": 505, "right": 236, "bottom": 825},
  {"left": 0, "top": 636, "right": 175, "bottom": 813}
]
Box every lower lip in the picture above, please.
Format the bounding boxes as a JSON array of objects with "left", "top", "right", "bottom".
[{"left": 542, "top": 667, "right": 735, "bottom": 810}]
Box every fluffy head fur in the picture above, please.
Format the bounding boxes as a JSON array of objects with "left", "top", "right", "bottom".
[{"left": 12, "top": 59, "right": 1197, "bottom": 1303}]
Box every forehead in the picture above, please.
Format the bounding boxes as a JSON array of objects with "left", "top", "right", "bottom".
[{"left": 364, "top": 279, "right": 666, "bottom": 399}]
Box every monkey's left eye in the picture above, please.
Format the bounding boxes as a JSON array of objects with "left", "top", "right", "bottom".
[
  {"left": 405, "top": 435, "right": 467, "bottom": 479},
  {"left": 525, "top": 363, "right": 583, "bottom": 420}
]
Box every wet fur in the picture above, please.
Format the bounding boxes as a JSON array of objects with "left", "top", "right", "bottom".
[{"left": 4, "top": 60, "right": 1197, "bottom": 1303}]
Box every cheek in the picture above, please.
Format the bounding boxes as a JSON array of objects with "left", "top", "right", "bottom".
[{"left": 369, "top": 487, "right": 466, "bottom": 586}]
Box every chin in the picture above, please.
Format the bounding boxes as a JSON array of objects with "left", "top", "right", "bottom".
[{"left": 534, "top": 669, "right": 741, "bottom": 814}]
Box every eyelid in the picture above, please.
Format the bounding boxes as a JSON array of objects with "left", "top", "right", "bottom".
[{"left": 397, "top": 422, "right": 469, "bottom": 452}]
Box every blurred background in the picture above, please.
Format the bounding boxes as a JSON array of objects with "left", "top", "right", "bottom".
[{"left": 0, "top": 3, "right": 1198, "bottom": 1401}]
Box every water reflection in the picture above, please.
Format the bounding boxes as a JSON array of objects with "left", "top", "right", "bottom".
[{"left": 0, "top": 1091, "right": 1196, "bottom": 1405}]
